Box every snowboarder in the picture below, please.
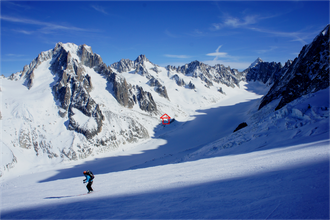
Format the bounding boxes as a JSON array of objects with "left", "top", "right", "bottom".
[{"left": 83, "top": 170, "right": 94, "bottom": 193}]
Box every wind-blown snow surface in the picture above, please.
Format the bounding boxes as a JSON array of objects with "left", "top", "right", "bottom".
[{"left": 1, "top": 85, "right": 329, "bottom": 219}]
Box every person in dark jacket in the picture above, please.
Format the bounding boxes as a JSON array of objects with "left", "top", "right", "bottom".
[{"left": 83, "top": 170, "right": 94, "bottom": 193}]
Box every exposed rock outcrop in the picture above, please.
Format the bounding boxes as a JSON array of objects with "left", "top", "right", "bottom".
[
  {"left": 167, "top": 61, "right": 241, "bottom": 88},
  {"left": 244, "top": 59, "right": 292, "bottom": 86},
  {"left": 233, "top": 122, "right": 248, "bottom": 132},
  {"left": 259, "top": 25, "right": 330, "bottom": 110},
  {"left": 171, "top": 74, "right": 186, "bottom": 86},
  {"left": 147, "top": 77, "right": 169, "bottom": 99},
  {"left": 51, "top": 44, "right": 104, "bottom": 139}
]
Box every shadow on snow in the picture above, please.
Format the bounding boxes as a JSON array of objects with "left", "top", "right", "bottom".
[
  {"left": 3, "top": 160, "right": 329, "bottom": 219},
  {"left": 38, "top": 97, "right": 261, "bottom": 183}
]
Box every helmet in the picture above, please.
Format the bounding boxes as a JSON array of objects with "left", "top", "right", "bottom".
[{"left": 83, "top": 171, "right": 87, "bottom": 174}]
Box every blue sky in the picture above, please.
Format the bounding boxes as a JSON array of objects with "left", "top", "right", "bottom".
[{"left": 1, "top": 1, "right": 329, "bottom": 77}]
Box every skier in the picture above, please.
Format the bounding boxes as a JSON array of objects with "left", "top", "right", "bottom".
[{"left": 83, "top": 170, "right": 94, "bottom": 193}]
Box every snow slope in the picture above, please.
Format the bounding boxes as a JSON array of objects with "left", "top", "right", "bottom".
[
  {"left": 0, "top": 43, "right": 251, "bottom": 177},
  {"left": 1, "top": 59, "right": 67, "bottom": 175},
  {"left": 1, "top": 85, "right": 328, "bottom": 219},
  {"left": 1, "top": 140, "right": 328, "bottom": 219}
]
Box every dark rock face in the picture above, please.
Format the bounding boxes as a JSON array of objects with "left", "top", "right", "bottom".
[
  {"left": 218, "top": 87, "right": 226, "bottom": 95},
  {"left": 187, "top": 81, "right": 196, "bottom": 89},
  {"left": 214, "top": 64, "right": 241, "bottom": 87},
  {"left": 111, "top": 76, "right": 135, "bottom": 109},
  {"left": 259, "top": 25, "right": 330, "bottom": 110},
  {"left": 106, "top": 71, "right": 158, "bottom": 112},
  {"left": 179, "top": 61, "right": 215, "bottom": 86},
  {"left": 109, "top": 55, "right": 162, "bottom": 111},
  {"left": 171, "top": 74, "right": 185, "bottom": 86},
  {"left": 248, "top": 57, "right": 263, "bottom": 69},
  {"left": 135, "top": 63, "right": 150, "bottom": 77},
  {"left": 245, "top": 62, "right": 283, "bottom": 84},
  {"left": 110, "top": 59, "right": 135, "bottom": 73},
  {"left": 78, "top": 44, "right": 103, "bottom": 68},
  {"left": 244, "top": 60, "right": 292, "bottom": 86},
  {"left": 51, "top": 44, "right": 104, "bottom": 139},
  {"left": 67, "top": 79, "right": 104, "bottom": 139},
  {"left": 110, "top": 55, "right": 241, "bottom": 103},
  {"left": 136, "top": 85, "right": 157, "bottom": 112},
  {"left": 110, "top": 54, "right": 151, "bottom": 74},
  {"left": 168, "top": 60, "right": 241, "bottom": 88},
  {"left": 147, "top": 77, "right": 169, "bottom": 99},
  {"left": 233, "top": 122, "right": 248, "bottom": 132}
]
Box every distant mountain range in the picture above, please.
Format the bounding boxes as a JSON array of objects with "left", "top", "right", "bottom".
[{"left": 1, "top": 24, "right": 329, "bottom": 176}]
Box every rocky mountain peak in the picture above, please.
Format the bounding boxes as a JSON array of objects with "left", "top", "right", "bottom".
[
  {"left": 78, "top": 44, "right": 102, "bottom": 68},
  {"left": 134, "top": 54, "right": 149, "bottom": 64},
  {"left": 283, "top": 60, "right": 292, "bottom": 68},
  {"left": 245, "top": 61, "right": 283, "bottom": 85},
  {"left": 110, "top": 55, "right": 154, "bottom": 74},
  {"left": 259, "top": 24, "right": 330, "bottom": 110},
  {"left": 248, "top": 57, "right": 263, "bottom": 69}
]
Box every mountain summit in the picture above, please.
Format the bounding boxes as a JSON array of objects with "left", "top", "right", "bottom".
[
  {"left": 259, "top": 24, "right": 329, "bottom": 110},
  {"left": 248, "top": 57, "right": 263, "bottom": 69},
  {"left": 1, "top": 25, "right": 329, "bottom": 176},
  {"left": 3, "top": 42, "right": 244, "bottom": 168}
]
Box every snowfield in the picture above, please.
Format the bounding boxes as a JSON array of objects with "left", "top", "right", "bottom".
[{"left": 1, "top": 84, "right": 329, "bottom": 219}]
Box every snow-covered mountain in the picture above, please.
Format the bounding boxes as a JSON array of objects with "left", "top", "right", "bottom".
[
  {"left": 259, "top": 24, "right": 330, "bottom": 110},
  {"left": 1, "top": 42, "right": 246, "bottom": 176},
  {"left": 1, "top": 24, "right": 329, "bottom": 180},
  {"left": 244, "top": 59, "right": 292, "bottom": 86},
  {"left": 0, "top": 25, "right": 329, "bottom": 219},
  {"left": 248, "top": 57, "right": 263, "bottom": 69}
]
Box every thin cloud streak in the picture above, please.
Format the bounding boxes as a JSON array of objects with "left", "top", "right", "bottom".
[
  {"left": 255, "top": 46, "right": 278, "bottom": 54},
  {"left": 205, "top": 45, "right": 250, "bottom": 70},
  {"left": 6, "top": 54, "right": 26, "bottom": 57},
  {"left": 12, "top": 29, "right": 34, "bottom": 35},
  {"left": 165, "top": 29, "right": 178, "bottom": 38},
  {"left": 212, "top": 15, "right": 259, "bottom": 30},
  {"left": 0, "top": 15, "right": 91, "bottom": 33},
  {"left": 2, "top": 1, "right": 33, "bottom": 10},
  {"left": 206, "top": 45, "right": 229, "bottom": 60},
  {"left": 212, "top": 12, "right": 282, "bottom": 30},
  {"left": 248, "top": 27, "right": 310, "bottom": 45},
  {"left": 211, "top": 12, "right": 316, "bottom": 45},
  {"left": 91, "top": 5, "right": 108, "bottom": 15}
]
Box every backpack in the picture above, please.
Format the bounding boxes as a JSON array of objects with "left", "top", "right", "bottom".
[{"left": 86, "top": 170, "right": 94, "bottom": 180}]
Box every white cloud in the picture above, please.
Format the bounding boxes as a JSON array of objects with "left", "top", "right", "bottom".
[
  {"left": 205, "top": 45, "right": 251, "bottom": 70},
  {"left": 206, "top": 45, "right": 229, "bottom": 60},
  {"left": 213, "top": 15, "right": 258, "bottom": 30},
  {"left": 206, "top": 52, "right": 228, "bottom": 57}
]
